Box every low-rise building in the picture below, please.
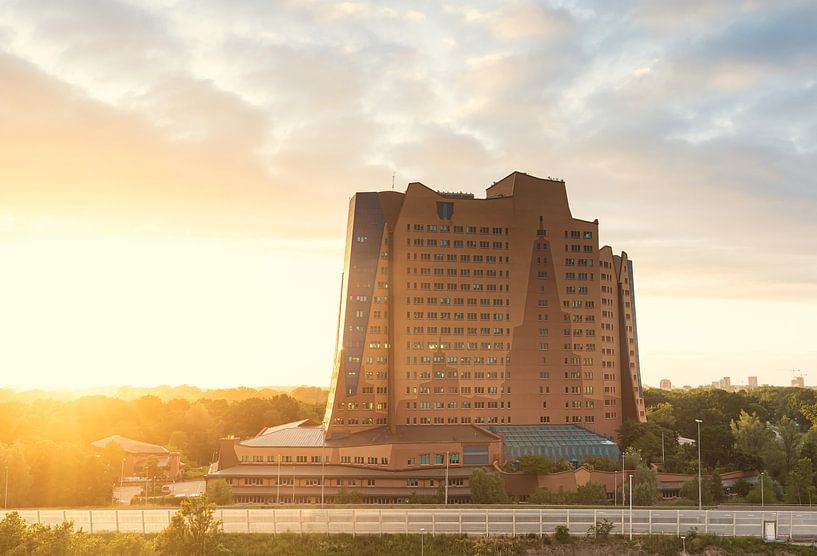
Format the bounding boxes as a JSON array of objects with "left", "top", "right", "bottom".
[{"left": 91, "top": 435, "right": 183, "bottom": 481}]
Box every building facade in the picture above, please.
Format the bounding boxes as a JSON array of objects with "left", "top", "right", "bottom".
[
  {"left": 325, "top": 172, "right": 645, "bottom": 441},
  {"left": 209, "top": 172, "right": 646, "bottom": 504}
]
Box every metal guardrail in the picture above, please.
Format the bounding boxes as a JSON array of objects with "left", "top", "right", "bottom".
[{"left": 1, "top": 508, "right": 816, "bottom": 540}]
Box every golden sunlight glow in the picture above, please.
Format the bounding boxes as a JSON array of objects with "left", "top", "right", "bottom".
[{"left": 0, "top": 238, "right": 342, "bottom": 389}]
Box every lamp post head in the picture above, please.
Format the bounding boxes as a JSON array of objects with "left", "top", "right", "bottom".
[{"left": 695, "top": 419, "right": 703, "bottom": 423}]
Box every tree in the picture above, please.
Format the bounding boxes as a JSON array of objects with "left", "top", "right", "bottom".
[
  {"left": 154, "top": 495, "right": 228, "bottom": 556},
  {"left": 746, "top": 477, "right": 782, "bottom": 505},
  {"left": 0, "top": 512, "right": 27, "bottom": 554},
  {"left": 631, "top": 466, "right": 658, "bottom": 506},
  {"left": 730, "top": 410, "right": 773, "bottom": 470},
  {"left": 0, "top": 443, "right": 33, "bottom": 509},
  {"left": 574, "top": 482, "right": 608, "bottom": 505},
  {"left": 679, "top": 474, "right": 724, "bottom": 506},
  {"left": 784, "top": 458, "right": 816, "bottom": 505},
  {"left": 617, "top": 457, "right": 658, "bottom": 506},
  {"left": 647, "top": 402, "right": 676, "bottom": 429},
  {"left": 205, "top": 479, "right": 233, "bottom": 506},
  {"left": 617, "top": 421, "right": 674, "bottom": 464},
  {"left": 469, "top": 469, "right": 508, "bottom": 504},
  {"left": 800, "top": 402, "right": 817, "bottom": 428},
  {"left": 774, "top": 416, "right": 802, "bottom": 482}
]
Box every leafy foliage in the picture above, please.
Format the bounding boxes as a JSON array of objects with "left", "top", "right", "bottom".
[
  {"left": 679, "top": 474, "right": 725, "bottom": 505},
  {"left": 0, "top": 389, "right": 323, "bottom": 507},
  {"left": 469, "top": 469, "right": 508, "bottom": 504},
  {"left": 154, "top": 495, "right": 228, "bottom": 556},
  {"left": 205, "top": 479, "right": 233, "bottom": 506},
  {"left": 513, "top": 455, "right": 572, "bottom": 474}
]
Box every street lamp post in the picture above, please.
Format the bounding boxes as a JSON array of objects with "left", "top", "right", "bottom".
[
  {"left": 420, "top": 527, "right": 425, "bottom": 556},
  {"left": 760, "top": 471, "right": 765, "bottom": 507},
  {"left": 276, "top": 455, "right": 281, "bottom": 504},
  {"left": 695, "top": 418, "right": 703, "bottom": 511},
  {"left": 628, "top": 473, "right": 633, "bottom": 541},
  {"left": 661, "top": 431, "right": 665, "bottom": 465},
  {"left": 681, "top": 535, "right": 686, "bottom": 555},
  {"left": 444, "top": 450, "right": 449, "bottom": 505},
  {"left": 621, "top": 452, "right": 626, "bottom": 507}
]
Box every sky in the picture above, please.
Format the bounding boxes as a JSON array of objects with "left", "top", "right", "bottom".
[{"left": 0, "top": 0, "right": 815, "bottom": 390}]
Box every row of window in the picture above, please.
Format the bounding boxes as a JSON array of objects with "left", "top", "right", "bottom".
[
  {"left": 406, "top": 298, "right": 510, "bottom": 306},
  {"left": 336, "top": 402, "right": 387, "bottom": 410},
  {"left": 408, "top": 238, "right": 509, "bottom": 249},
  {"left": 406, "top": 400, "right": 512, "bottom": 409},
  {"left": 405, "top": 329, "right": 507, "bottom": 340},
  {"left": 406, "top": 282, "right": 509, "bottom": 292},
  {"left": 406, "top": 313, "right": 509, "bottom": 325},
  {"left": 410, "top": 268, "right": 508, "bottom": 277},
  {"left": 333, "top": 417, "right": 388, "bottom": 425},
  {"left": 406, "top": 452, "right": 460, "bottom": 466},
  {"left": 241, "top": 455, "right": 329, "bottom": 464},
  {"left": 404, "top": 385, "right": 510, "bottom": 395},
  {"left": 406, "top": 370, "right": 508, "bottom": 379},
  {"left": 407, "top": 415, "right": 508, "bottom": 424},
  {"left": 409, "top": 224, "right": 506, "bottom": 235},
  {"left": 407, "top": 252, "right": 509, "bottom": 263}
]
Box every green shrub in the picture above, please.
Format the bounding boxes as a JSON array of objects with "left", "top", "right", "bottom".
[
  {"left": 586, "top": 518, "right": 614, "bottom": 540},
  {"left": 554, "top": 525, "right": 571, "bottom": 543}
]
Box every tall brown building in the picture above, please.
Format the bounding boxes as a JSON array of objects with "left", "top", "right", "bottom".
[{"left": 324, "top": 172, "right": 646, "bottom": 442}]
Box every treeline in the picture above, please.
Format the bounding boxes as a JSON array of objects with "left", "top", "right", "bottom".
[
  {"left": 0, "top": 385, "right": 328, "bottom": 405},
  {"left": 0, "top": 391, "right": 325, "bottom": 508},
  {"left": 621, "top": 386, "right": 817, "bottom": 504}
]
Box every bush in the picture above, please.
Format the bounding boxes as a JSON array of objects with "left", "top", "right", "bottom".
[
  {"left": 554, "top": 525, "right": 571, "bottom": 543},
  {"left": 469, "top": 469, "right": 508, "bottom": 504},
  {"left": 679, "top": 474, "right": 725, "bottom": 505},
  {"left": 153, "top": 495, "right": 228, "bottom": 556},
  {"left": 206, "top": 479, "right": 233, "bottom": 506},
  {"left": 745, "top": 478, "right": 782, "bottom": 505},
  {"left": 587, "top": 518, "right": 614, "bottom": 540}
]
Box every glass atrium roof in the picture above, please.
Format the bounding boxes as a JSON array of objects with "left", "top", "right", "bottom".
[{"left": 486, "top": 425, "right": 621, "bottom": 462}]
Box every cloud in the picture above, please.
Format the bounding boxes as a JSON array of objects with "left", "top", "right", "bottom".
[{"left": 1, "top": 0, "right": 816, "bottom": 387}]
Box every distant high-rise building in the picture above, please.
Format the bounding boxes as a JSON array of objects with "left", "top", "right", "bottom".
[
  {"left": 792, "top": 376, "right": 805, "bottom": 388},
  {"left": 660, "top": 379, "right": 672, "bottom": 391},
  {"left": 747, "top": 376, "right": 758, "bottom": 389},
  {"left": 720, "top": 376, "right": 731, "bottom": 389},
  {"left": 325, "top": 172, "right": 647, "bottom": 441}
]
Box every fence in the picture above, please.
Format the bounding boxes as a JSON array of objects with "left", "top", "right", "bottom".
[{"left": 2, "top": 508, "right": 816, "bottom": 540}]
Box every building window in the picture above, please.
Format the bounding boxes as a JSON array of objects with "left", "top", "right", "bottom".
[{"left": 419, "top": 454, "right": 430, "bottom": 465}]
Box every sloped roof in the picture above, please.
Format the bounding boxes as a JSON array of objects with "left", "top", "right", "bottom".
[
  {"left": 256, "top": 419, "right": 321, "bottom": 438},
  {"left": 242, "top": 426, "right": 325, "bottom": 447},
  {"left": 90, "top": 435, "right": 169, "bottom": 454}
]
